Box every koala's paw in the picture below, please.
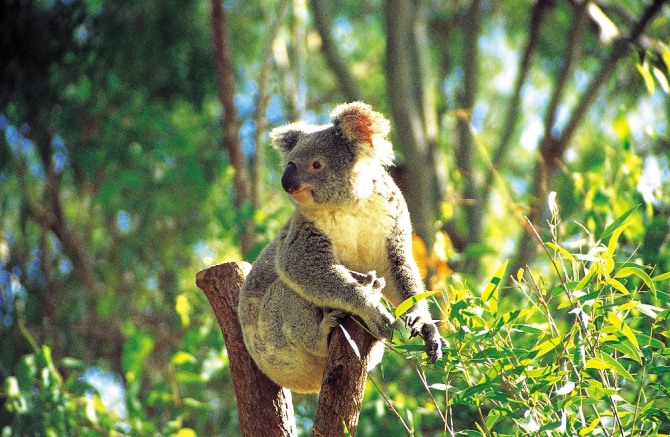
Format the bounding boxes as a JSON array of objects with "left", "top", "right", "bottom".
[
  {"left": 370, "top": 275, "right": 386, "bottom": 294},
  {"left": 420, "top": 323, "right": 445, "bottom": 364},
  {"left": 351, "top": 270, "right": 386, "bottom": 290},
  {"left": 364, "top": 305, "right": 395, "bottom": 340},
  {"left": 322, "top": 309, "right": 348, "bottom": 329}
]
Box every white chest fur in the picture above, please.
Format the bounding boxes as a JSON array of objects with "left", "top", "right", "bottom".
[{"left": 307, "top": 195, "right": 394, "bottom": 274}]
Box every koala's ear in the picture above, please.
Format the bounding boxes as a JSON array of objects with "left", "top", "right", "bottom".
[
  {"left": 270, "top": 123, "right": 308, "bottom": 155},
  {"left": 330, "top": 102, "right": 394, "bottom": 165}
]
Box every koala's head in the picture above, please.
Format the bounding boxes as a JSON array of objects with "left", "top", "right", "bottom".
[{"left": 271, "top": 102, "right": 394, "bottom": 207}]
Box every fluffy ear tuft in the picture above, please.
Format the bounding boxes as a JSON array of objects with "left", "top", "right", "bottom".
[
  {"left": 270, "top": 122, "right": 309, "bottom": 155},
  {"left": 330, "top": 101, "right": 394, "bottom": 165}
]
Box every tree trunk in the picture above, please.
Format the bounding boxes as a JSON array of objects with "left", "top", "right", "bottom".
[
  {"left": 455, "top": 0, "right": 482, "bottom": 276},
  {"left": 196, "top": 262, "right": 297, "bottom": 437},
  {"left": 210, "top": 0, "right": 253, "bottom": 256},
  {"left": 313, "top": 317, "right": 378, "bottom": 436},
  {"left": 384, "top": 0, "right": 437, "bottom": 246},
  {"left": 252, "top": 0, "right": 291, "bottom": 209}
]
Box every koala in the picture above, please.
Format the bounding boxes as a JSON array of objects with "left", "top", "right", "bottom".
[{"left": 238, "top": 102, "right": 443, "bottom": 393}]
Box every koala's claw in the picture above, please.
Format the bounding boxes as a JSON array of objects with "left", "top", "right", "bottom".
[
  {"left": 323, "top": 309, "right": 348, "bottom": 329},
  {"left": 350, "top": 270, "right": 376, "bottom": 286},
  {"left": 407, "top": 322, "right": 444, "bottom": 364},
  {"left": 422, "top": 323, "right": 444, "bottom": 363},
  {"left": 365, "top": 306, "right": 395, "bottom": 340}
]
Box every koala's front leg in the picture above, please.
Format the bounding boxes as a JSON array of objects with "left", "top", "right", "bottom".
[
  {"left": 277, "top": 225, "right": 395, "bottom": 340},
  {"left": 386, "top": 221, "right": 445, "bottom": 363}
]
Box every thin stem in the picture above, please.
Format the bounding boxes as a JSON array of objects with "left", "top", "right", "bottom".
[{"left": 367, "top": 374, "right": 413, "bottom": 435}]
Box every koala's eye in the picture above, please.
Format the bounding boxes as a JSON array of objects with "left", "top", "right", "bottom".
[{"left": 311, "top": 160, "right": 323, "bottom": 171}]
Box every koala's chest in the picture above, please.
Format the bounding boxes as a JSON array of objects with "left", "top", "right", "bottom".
[{"left": 310, "top": 200, "right": 394, "bottom": 273}]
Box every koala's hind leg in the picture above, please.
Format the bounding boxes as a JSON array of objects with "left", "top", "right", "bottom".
[{"left": 275, "top": 286, "right": 346, "bottom": 357}]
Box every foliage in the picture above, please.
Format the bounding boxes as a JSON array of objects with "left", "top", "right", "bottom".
[{"left": 352, "top": 202, "right": 670, "bottom": 436}]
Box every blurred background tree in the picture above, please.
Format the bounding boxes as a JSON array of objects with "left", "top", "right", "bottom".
[{"left": 1, "top": 0, "right": 669, "bottom": 435}]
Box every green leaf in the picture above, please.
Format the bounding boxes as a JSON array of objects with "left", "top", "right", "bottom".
[
  {"left": 597, "top": 205, "right": 639, "bottom": 242},
  {"left": 122, "top": 328, "right": 155, "bottom": 383},
  {"left": 516, "top": 267, "right": 524, "bottom": 282},
  {"left": 662, "top": 44, "right": 670, "bottom": 72},
  {"left": 485, "top": 410, "right": 503, "bottom": 429},
  {"left": 598, "top": 353, "right": 635, "bottom": 381},
  {"left": 607, "top": 219, "right": 630, "bottom": 257},
  {"left": 481, "top": 260, "right": 508, "bottom": 315},
  {"left": 546, "top": 242, "right": 577, "bottom": 264},
  {"left": 171, "top": 351, "right": 197, "bottom": 366},
  {"left": 579, "top": 418, "right": 601, "bottom": 436},
  {"left": 614, "top": 266, "right": 656, "bottom": 296},
  {"left": 395, "top": 290, "right": 440, "bottom": 318},
  {"left": 602, "top": 336, "right": 642, "bottom": 365},
  {"left": 652, "top": 271, "right": 670, "bottom": 282},
  {"left": 458, "top": 382, "right": 493, "bottom": 400},
  {"left": 615, "top": 300, "right": 639, "bottom": 312},
  {"left": 606, "top": 311, "right": 639, "bottom": 351},
  {"left": 574, "top": 263, "right": 597, "bottom": 291},
  {"left": 606, "top": 277, "right": 629, "bottom": 295},
  {"left": 175, "top": 294, "right": 191, "bottom": 327},
  {"left": 647, "top": 366, "right": 670, "bottom": 374},
  {"left": 531, "top": 336, "right": 562, "bottom": 359},
  {"left": 637, "top": 61, "right": 655, "bottom": 93}
]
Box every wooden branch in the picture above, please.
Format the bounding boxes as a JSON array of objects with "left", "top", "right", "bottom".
[
  {"left": 313, "top": 316, "right": 378, "bottom": 437},
  {"left": 310, "top": 0, "right": 362, "bottom": 102},
  {"left": 484, "top": 0, "right": 553, "bottom": 195},
  {"left": 513, "top": 0, "right": 667, "bottom": 272},
  {"left": 210, "top": 0, "right": 253, "bottom": 255},
  {"left": 384, "top": 0, "right": 437, "bottom": 245},
  {"left": 196, "top": 262, "right": 297, "bottom": 437},
  {"left": 252, "top": 0, "right": 291, "bottom": 209},
  {"left": 197, "top": 262, "right": 377, "bottom": 436}
]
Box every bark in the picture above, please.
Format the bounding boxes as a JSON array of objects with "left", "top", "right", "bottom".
[
  {"left": 210, "top": 0, "right": 253, "bottom": 255},
  {"left": 196, "top": 262, "right": 297, "bottom": 437},
  {"left": 197, "top": 262, "right": 375, "bottom": 436},
  {"left": 252, "top": 1, "right": 291, "bottom": 208},
  {"left": 310, "top": 0, "right": 362, "bottom": 102},
  {"left": 514, "top": 0, "right": 667, "bottom": 271},
  {"left": 286, "top": 0, "right": 308, "bottom": 120},
  {"left": 384, "top": 0, "right": 438, "bottom": 246},
  {"left": 313, "top": 317, "right": 378, "bottom": 437},
  {"left": 455, "top": 0, "right": 482, "bottom": 275}
]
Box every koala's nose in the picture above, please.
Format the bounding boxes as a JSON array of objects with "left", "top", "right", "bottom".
[{"left": 281, "top": 162, "right": 300, "bottom": 193}]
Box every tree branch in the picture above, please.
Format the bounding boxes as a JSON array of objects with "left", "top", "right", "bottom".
[
  {"left": 455, "top": 0, "right": 482, "bottom": 274},
  {"left": 384, "top": 0, "right": 437, "bottom": 246},
  {"left": 313, "top": 317, "right": 378, "bottom": 436},
  {"left": 483, "top": 0, "right": 553, "bottom": 196},
  {"left": 211, "top": 0, "right": 253, "bottom": 255},
  {"left": 196, "top": 262, "right": 297, "bottom": 437},
  {"left": 252, "top": 0, "right": 291, "bottom": 208},
  {"left": 558, "top": 0, "right": 666, "bottom": 155},
  {"left": 310, "top": 0, "right": 362, "bottom": 102},
  {"left": 514, "top": 0, "right": 667, "bottom": 271}
]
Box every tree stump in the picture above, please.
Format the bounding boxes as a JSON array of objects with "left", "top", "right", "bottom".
[
  {"left": 196, "top": 262, "right": 296, "bottom": 437},
  {"left": 196, "top": 261, "right": 378, "bottom": 436}
]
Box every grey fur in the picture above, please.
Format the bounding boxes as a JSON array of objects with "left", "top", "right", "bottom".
[{"left": 239, "top": 102, "right": 442, "bottom": 393}]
